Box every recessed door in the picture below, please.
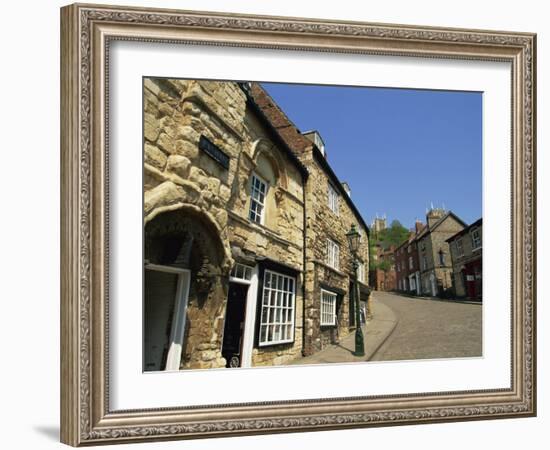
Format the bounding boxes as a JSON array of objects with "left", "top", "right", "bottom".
[
  {"left": 143, "top": 269, "right": 179, "bottom": 371},
  {"left": 221, "top": 283, "right": 249, "bottom": 368}
]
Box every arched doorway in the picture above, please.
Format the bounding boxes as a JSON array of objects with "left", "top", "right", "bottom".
[{"left": 143, "top": 207, "right": 229, "bottom": 371}]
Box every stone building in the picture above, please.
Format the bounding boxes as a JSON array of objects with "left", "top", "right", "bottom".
[
  {"left": 143, "top": 78, "right": 308, "bottom": 371},
  {"left": 248, "top": 84, "right": 371, "bottom": 357},
  {"left": 416, "top": 209, "right": 466, "bottom": 297},
  {"left": 446, "top": 218, "right": 482, "bottom": 299},
  {"left": 143, "top": 79, "right": 370, "bottom": 371}
]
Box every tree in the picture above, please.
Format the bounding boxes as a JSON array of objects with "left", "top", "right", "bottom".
[
  {"left": 376, "top": 220, "right": 410, "bottom": 249},
  {"left": 369, "top": 220, "right": 409, "bottom": 272}
]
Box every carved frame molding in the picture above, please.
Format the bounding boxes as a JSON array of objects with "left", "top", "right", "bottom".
[{"left": 60, "top": 3, "right": 536, "bottom": 446}]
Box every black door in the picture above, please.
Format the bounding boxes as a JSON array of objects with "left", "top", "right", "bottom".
[{"left": 221, "top": 283, "right": 248, "bottom": 368}]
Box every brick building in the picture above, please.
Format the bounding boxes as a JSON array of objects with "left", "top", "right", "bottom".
[
  {"left": 447, "top": 218, "right": 482, "bottom": 300},
  {"left": 395, "top": 221, "right": 423, "bottom": 295},
  {"left": 143, "top": 79, "right": 370, "bottom": 370},
  {"left": 370, "top": 244, "right": 397, "bottom": 291}
]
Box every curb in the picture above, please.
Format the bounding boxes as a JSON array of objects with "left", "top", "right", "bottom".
[
  {"left": 364, "top": 301, "right": 399, "bottom": 361},
  {"left": 390, "top": 292, "right": 482, "bottom": 306}
]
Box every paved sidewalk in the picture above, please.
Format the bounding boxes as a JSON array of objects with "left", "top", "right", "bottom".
[{"left": 289, "top": 299, "right": 398, "bottom": 365}]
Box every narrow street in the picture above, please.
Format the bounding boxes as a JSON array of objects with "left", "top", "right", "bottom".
[{"left": 370, "top": 291, "right": 482, "bottom": 361}]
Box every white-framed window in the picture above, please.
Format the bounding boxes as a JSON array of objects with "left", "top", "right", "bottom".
[
  {"left": 471, "top": 228, "right": 482, "bottom": 250},
  {"left": 259, "top": 270, "right": 295, "bottom": 346},
  {"left": 326, "top": 239, "right": 340, "bottom": 270},
  {"left": 456, "top": 238, "right": 464, "bottom": 257},
  {"left": 409, "top": 256, "right": 413, "bottom": 269},
  {"left": 397, "top": 262, "right": 400, "bottom": 272},
  {"left": 249, "top": 173, "right": 268, "bottom": 224},
  {"left": 422, "top": 255, "right": 428, "bottom": 270},
  {"left": 357, "top": 262, "right": 365, "bottom": 283},
  {"left": 439, "top": 251, "right": 446, "bottom": 266},
  {"left": 327, "top": 182, "right": 339, "bottom": 215},
  {"left": 407, "top": 245, "right": 411, "bottom": 253},
  {"left": 320, "top": 289, "right": 337, "bottom": 326},
  {"left": 230, "top": 263, "right": 253, "bottom": 283}
]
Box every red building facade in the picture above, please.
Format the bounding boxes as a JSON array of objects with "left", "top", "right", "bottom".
[
  {"left": 446, "top": 218, "right": 482, "bottom": 300},
  {"left": 395, "top": 221, "right": 423, "bottom": 295}
]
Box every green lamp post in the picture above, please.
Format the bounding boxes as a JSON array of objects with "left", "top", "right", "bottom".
[{"left": 346, "top": 224, "right": 365, "bottom": 357}]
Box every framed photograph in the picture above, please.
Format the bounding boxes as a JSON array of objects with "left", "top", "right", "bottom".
[{"left": 60, "top": 3, "right": 536, "bottom": 446}]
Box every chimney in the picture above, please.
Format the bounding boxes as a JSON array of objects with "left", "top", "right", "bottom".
[
  {"left": 302, "top": 130, "right": 327, "bottom": 158},
  {"left": 415, "top": 220, "right": 424, "bottom": 234},
  {"left": 341, "top": 181, "right": 351, "bottom": 197}
]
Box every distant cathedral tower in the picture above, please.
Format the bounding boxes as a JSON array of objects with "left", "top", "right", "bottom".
[{"left": 371, "top": 214, "right": 387, "bottom": 236}]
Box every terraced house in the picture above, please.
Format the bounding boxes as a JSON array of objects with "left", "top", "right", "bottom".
[
  {"left": 447, "top": 218, "right": 483, "bottom": 300},
  {"left": 142, "top": 78, "right": 369, "bottom": 370},
  {"left": 249, "top": 84, "right": 370, "bottom": 356},
  {"left": 417, "top": 208, "right": 467, "bottom": 297}
]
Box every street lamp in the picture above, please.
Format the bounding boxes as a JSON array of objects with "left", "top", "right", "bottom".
[{"left": 346, "top": 224, "right": 365, "bottom": 357}]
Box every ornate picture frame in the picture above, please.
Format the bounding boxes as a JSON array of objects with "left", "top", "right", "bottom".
[{"left": 60, "top": 3, "right": 536, "bottom": 446}]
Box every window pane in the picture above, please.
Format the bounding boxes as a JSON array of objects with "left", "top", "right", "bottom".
[
  {"left": 274, "top": 325, "right": 280, "bottom": 341},
  {"left": 260, "top": 325, "right": 267, "bottom": 343}
]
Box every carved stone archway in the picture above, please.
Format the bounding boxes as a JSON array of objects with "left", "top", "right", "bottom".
[{"left": 144, "top": 205, "right": 232, "bottom": 369}]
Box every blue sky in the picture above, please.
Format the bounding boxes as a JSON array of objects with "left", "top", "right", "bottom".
[{"left": 262, "top": 82, "right": 482, "bottom": 229}]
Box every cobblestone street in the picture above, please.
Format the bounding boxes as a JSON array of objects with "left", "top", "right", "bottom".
[{"left": 370, "top": 291, "right": 482, "bottom": 361}]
